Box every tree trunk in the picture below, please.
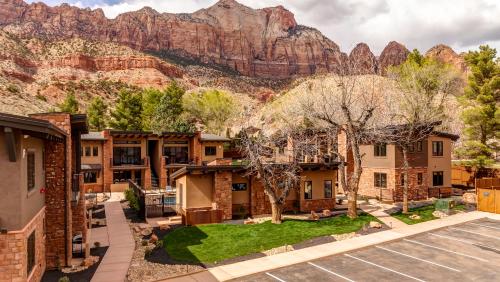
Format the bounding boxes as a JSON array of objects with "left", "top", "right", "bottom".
[
  {"left": 271, "top": 202, "right": 284, "bottom": 224},
  {"left": 347, "top": 191, "right": 358, "bottom": 219},
  {"left": 402, "top": 147, "right": 409, "bottom": 214}
]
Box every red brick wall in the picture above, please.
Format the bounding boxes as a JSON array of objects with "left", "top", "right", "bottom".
[
  {"left": 250, "top": 178, "right": 271, "bottom": 216},
  {"left": 71, "top": 173, "right": 87, "bottom": 242},
  {"left": 191, "top": 132, "right": 202, "bottom": 165},
  {"left": 213, "top": 171, "right": 232, "bottom": 220},
  {"left": 102, "top": 130, "right": 113, "bottom": 192},
  {"left": 394, "top": 168, "right": 429, "bottom": 201},
  {"left": 0, "top": 208, "right": 46, "bottom": 282},
  {"left": 83, "top": 183, "right": 104, "bottom": 193}
]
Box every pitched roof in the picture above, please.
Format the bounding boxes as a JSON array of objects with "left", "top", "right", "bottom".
[
  {"left": 0, "top": 112, "right": 66, "bottom": 140},
  {"left": 200, "top": 133, "right": 230, "bottom": 142}
]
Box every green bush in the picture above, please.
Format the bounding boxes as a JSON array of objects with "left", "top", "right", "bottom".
[
  {"left": 6, "top": 84, "right": 20, "bottom": 93},
  {"left": 124, "top": 189, "right": 140, "bottom": 211},
  {"left": 58, "top": 277, "right": 70, "bottom": 282}
]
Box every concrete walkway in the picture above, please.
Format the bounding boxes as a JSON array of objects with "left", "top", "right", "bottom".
[
  {"left": 91, "top": 200, "right": 135, "bottom": 282},
  {"left": 205, "top": 211, "right": 500, "bottom": 281},
  {"left": 359, "top": 203, "right": 407, "bottom": 229}
]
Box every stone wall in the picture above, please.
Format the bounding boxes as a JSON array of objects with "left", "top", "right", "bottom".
[
  {"left": 394, "top": 167, "right": 429, "bottom": 201},
  {"left": 300, "top": 199, "right": 336, "bottom": 212},
  {"left": 71, "top": 173, "right": 87, "bottom": 242},
  {"left": 213, "top": 171, "right": 232, "bottom": 220},
  {"left": 357, "top": 167, "right": 396, "bottom": 200},
  {"left": 250, "top": 178, "right": 271, "bottom": 216},
  {"left": 191, "top": 132, "right": 202, "bottom": 165},
  {"left": 0, "top": 208, "right": 46, "bottom": 282},
  {"left": 102, "top": 131, "right": 113, "bottom": 192}
]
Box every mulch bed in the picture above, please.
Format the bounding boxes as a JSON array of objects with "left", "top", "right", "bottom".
[{"left": 41, "top": 247, "right": 108, "bottom": 282}]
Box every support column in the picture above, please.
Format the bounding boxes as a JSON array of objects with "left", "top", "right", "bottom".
[{"left": 213, "top": 171, "right": 232, "bottom": 220}]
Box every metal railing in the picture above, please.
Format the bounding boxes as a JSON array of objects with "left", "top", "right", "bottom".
[
  {"left": 111, "top": 157, "right": 149, "bottom": 167},
  {"left": 127, "top": 179, "right": 178, "bottom": 218},
  {"left": 164, "top": 156, "right": 193, "bottom": 166}
]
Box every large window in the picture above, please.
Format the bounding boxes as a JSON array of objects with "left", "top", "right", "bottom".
[
  {"left": 113, "top": 147, "right": 141, "bottom": 165},
  {"left": 205, "top": 146, "right": 217, "bottom": 156},
  {"left": 304, "top": 181, "right": 313, "bottom": 199},
  {"left": 432, "top": 141, "right": 443, "bottom": 156},
  {"left": 324, "top": 180, "right": 332, "bottom": 198},
  {"left": 27, "top": 231, "right": 35, "bottom": 275},
  {"left": 417, "top": 173, "right": 423, "bottom": 185},
  {"left": 433, "top": 171, "right": 444, "bottom": 186},
  {"left": 84, "top": 172, "right": 98, "bottom": 183},
  {"left": 164, "top": 146, "right": 189, "bottom": 164},
  {"left": 374, "top": 143, "right": 387, "bottom": 157},
  {"left": 374, "top": 173, "right": 387, "bottom": 188},
  {"left": 232, "top": 183, "right": 247, "bottom": 191},
  {"left": 27, "top": 150, "right": 35, "bottom": 192}
]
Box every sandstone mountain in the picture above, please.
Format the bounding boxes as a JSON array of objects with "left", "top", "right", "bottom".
[{"left": 0, "top": 0, "right": 416, "bottom": 78}]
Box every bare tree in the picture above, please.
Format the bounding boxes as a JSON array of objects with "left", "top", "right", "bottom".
[
  {"left": 382, "top": 53, "right": 462, "bottom": 213},
  {"left": 239, "top": 129, "right": 320, "bottom": 224}
]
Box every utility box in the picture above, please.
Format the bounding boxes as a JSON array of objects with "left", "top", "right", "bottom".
[{"left": 435, "top": 198, "right": 455, "bottom": 214}]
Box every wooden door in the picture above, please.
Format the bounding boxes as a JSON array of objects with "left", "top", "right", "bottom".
[{"left": 478, "top": 188, "right": 496, "bottom": 213}]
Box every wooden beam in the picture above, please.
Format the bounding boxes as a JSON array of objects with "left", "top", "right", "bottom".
[{"left": 4, "top": 127, "right": 17, "bottom": 162}]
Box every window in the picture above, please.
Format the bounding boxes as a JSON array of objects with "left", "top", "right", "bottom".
[
  {"left": 432, "top": 141, "right": 443, "bottom": 156},
  {"left": 324, "top": 180, "right": 332, "bottom": 198},
  {"left": 416, "top": 141, "right": 423, "bottom": 152},
  {"left": 433, "top": 171, "right": 444, "bottom": 186},
  {"left": 27, "top": 150, "right": 35, "bottom": 192},
  {"left": 205, "top": 146, "right": 217, "bottom": 156},
  {"left": 374, "top": 173, "right": 387, "bottom": 188},
  {"left": 164, "top": 146, "right": 189, "bottom": 164},
  {"left": 84, "top": 172, "right": 98, "bottom": 183},
  {"left": 408, "top": 143, "right": 415, "bottom": 153},
  {"left": 113, "top": 147, "right": 141, "bottom": 165},
  {"left": 27, "top": 231, "right": 35, "bottom": 275},
  {"left": 92, "top": 146, "right": 98, "bottom": 156},
  {"left": 113, "top": 170, "right": 132, "bottom": 183},
  {"left": 400, "top": 174, "right": 405, "bottom": 186},
  {"left": 304, "top": 181, "right": 312, "bottom": 199},
  {"left": 85, "top": 146, "right": 91, "bottom": 157},
  {"left": 232, "top": 183, "right": 247, "bottom": 191},
  {"left": 374, "top": 143, "right": 387, "bottom": 157},
  {"left": 417, "top": 173, "right": 423, "bottom": 185}
]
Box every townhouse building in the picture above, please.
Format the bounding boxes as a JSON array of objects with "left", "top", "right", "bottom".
[{"left": 0, "top": 112, "right": 89, "bottom": 282}]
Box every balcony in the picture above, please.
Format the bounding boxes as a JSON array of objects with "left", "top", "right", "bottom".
[
  {"left": 111, "top": 157, "right": 149, "bottom": 169},
  {"left": 164, "top": 156, "right": 193, "bottom": 166}
]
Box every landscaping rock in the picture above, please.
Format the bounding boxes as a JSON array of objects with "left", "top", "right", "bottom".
[
  {"left": 141, "top": 229, "right": 152, "bottom": 236},
  {"left": 244, "top": 219, "right": 255, "bottom": 224},
  {"left": 409, "top": 214, "right": 421, "bottom": 220},
  {"left": 432, "top": 210, "right": 449, "bottom": 218},
  {"left": 150, "top": 234, "right": 158, "bottom": 244},
  {"left": 369, "top": 221, "right": 382, "bottom": 229},
  {"left": 309, "top": 211, "right": 320, "bottom": 221},
  {"left": 462, "top": 193, "right": 477, "bottom": 204},
  {"left": 322, "top": 210, "right": 332, "bottom": 217},
  {"left": 262, "top": 245, "right": 294, "bottom": 256},
  {"left": 133, "top": 226, "right": 141, "bottom": 233},
  {"left": 138, "top": 223, "right": 151, "bottom": 230},
  {"left": 332, "top": 232, "right": 356, "bottom": 241}
]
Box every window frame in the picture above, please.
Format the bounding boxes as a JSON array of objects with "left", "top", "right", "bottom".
[
  {"left": 304, "top": 181, "right": 313, "bottom": 200},
  {"left": 374, "top": 143, "right": 387, "bottom": 157},
  {"left": 416, "top": 141, "right": 423, "bottom": 152},
  {"left": 400, "top": 173, "right": 405, "bottom": 186},
  {"left": 324, "top": 180, "right": 332, "bottom": 199},
  {"left": 232, "top": 183, "right": 247, "bottom": 191},
  {"left": 432, "top": 141, "right": 444, "bottom": 156},
  {"left": 27, "top": 150, "right": 36, "bottom": 192},
  {"left": 84, "top": 171, "right": 98, "bottom": 184},
  {"left": 417, "top": 173, "right": 423, "bottom": 185},
  {"left": 432, "top": 171, "right": 444, "bottom": 186},
  {"left": 374, "top": 172, "right": 387, "bottom": 188},
  {"left": 204, "top": 146, "right": 217, "bottom": 156},
  {"left": 27, "top": 231, "right": 35, "bottom": 275},
  {"left": 92, "top": 146, "right": 98, "bottom": 157}
]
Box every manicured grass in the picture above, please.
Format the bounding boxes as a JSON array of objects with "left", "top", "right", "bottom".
[
  {"left": 164, "top": 213, "right": 377, "bottom": 263},
  {"left": 392, "top": 204, "right": 466, "bottom": 225}
]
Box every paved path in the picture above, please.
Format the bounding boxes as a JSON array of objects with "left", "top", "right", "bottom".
[
  {"left": 359, "top": 203, "right": 407, "bottom": 229},
  {"left": 91, "top": 200, "right": 135, "bottom": 282},
  {"left": 205, "top": 211, "right": 500, "bottom": 281}
]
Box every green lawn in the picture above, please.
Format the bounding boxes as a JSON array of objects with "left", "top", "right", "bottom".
[
  {"left": 164, "top": 213, "right": 377, "bottom": 263},
  {"left": 392, "top": 204, "right": 466, "bottom": 225}
]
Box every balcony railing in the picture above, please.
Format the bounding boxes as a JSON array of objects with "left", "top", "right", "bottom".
[
  {"left": 111, "top": 157, "right": 149, "bottom": 167},
  {"left": 164, "top": 156, "right": 193, "bottom": 166}
]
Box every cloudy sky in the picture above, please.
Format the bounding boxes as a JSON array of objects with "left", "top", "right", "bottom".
[{"left": 27, "top": 0, "right": 500, "bottom": 55}]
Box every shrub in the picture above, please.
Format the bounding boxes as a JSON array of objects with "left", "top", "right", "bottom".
[
  {"left": 144, "top": 247, "right": 152, "bottom": 257},
  {"left": 6, "top": 84, "right": 20, "bottom": 93},
  {"left": 124, "top": 189, "right": 140, "bottom": 211},
  {"left": 58, "top": 277, "right": 70, "bottom": 282},
  {"left": 36, "top": 93, "right": 47, "bottom": 101},
  {"left": 155, "top": 240, "right": 164, "bottom": 249}
]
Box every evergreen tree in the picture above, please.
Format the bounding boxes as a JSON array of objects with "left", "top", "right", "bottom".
[
  {"left": 87, "top": 96, "right": 108, "bottom": 131},
  {"left": 457, "top": 45, "right": 499, "bottom": 167},
  {"left": 109, "top": 89, "right": 143, "bottom": 130},
  {"left": 59, "top": 91, "right": 79, "bottom": 114},
  {"left": 150, "top": 82, "right": 190, "bottom": 133},
  {"left": 141, "top": 88, "right": 165, "bottom": 131}
]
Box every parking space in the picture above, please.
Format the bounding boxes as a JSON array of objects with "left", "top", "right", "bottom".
[{"left": 233, "top": 218, "right": 500, "bottom": 282}]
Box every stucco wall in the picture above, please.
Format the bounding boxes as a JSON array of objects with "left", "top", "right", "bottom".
[
  {"left": 201, "top": 141, "right": 224, "bottom": 163},
  {"left": 186, "top": 173, "right": 214, "bottom": 208},
  {"left": 360, "top": 143, "right": 396, "bottom": 168},
  {"left": 300, "top": 170, "right": 337, "bottom": 200},
  {"left": 231, "top": 174, "right": 250, "bottom": 204},
  {"left": 427, "top": 136, "right": 452, "bottom": 187}
]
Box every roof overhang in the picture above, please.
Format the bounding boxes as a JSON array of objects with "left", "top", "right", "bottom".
[{"left": 0, "top": 112, "right": 67, "bottom": 141}]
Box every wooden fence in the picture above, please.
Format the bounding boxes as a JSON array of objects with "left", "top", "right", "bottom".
[
  {"left": 185, "top": 209, "right": 223, "bottom": 226},
  {"left": 476, "top": 178, "right": 500, "bottom": 214}
]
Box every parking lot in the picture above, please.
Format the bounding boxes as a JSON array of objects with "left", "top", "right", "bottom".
[{"left": 233, "top": 218, "right": 500, "bottom": 282}]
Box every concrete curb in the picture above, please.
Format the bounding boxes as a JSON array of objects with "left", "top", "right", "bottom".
[{"left": 207, "top": 211, "right": 499, "bottom": 281}]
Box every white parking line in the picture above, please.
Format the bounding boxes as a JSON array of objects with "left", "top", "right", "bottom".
[
  {"left": 403, "top": 239, "right": 488, "bottom": 262},
  {"left": 344, "top": 254, "right": 426, "bottom": 282},
  {"left": 308, "top": 262, "right": 356, "bottom": 282},
  {"left": 265, "top": 272, "right": 286, "bottom": 282},
  {"left": 469, "top": 222, "right": 500, "bottom": 231},
  {"left": 449, "top": 227, "right": 500, "bottom": 240},
  {"left": 429, "top": 233, "right": 500, "bottom": 252},
  {"left": 375, "top": 246, "right": 460, "bottom": 272}
]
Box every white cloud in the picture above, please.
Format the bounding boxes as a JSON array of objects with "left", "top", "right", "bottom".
[{"left": 26, "top": 0, "right": 500, "bottom": 55}]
